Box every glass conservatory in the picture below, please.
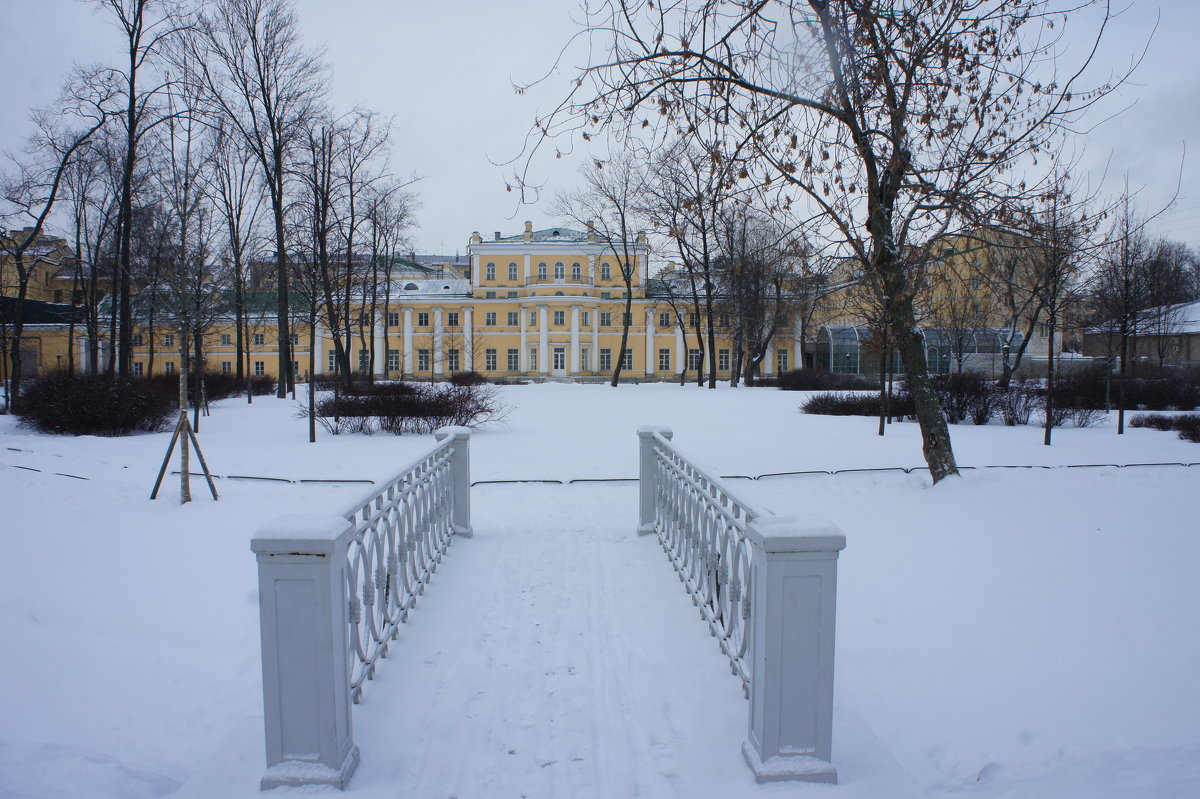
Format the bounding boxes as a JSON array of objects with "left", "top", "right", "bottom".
[{"left": 815, "top": 325, "right": 1023, "bottom": 376}]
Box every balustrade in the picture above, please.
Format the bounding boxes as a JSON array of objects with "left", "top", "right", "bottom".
[
  {"left": 251, "top": 427, "right": 472, "bottom": 790},
  {"left": 637, "top": 425, "right": 846, "bottom": 784}
]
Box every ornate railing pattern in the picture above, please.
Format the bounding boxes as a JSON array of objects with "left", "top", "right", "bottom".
[
  {"left": 640, "top": 427, "right": 756, "bottom": 695},
  {"left": 252, "top": 426, "right": 471, "bottom": 789},
  {"left": 340, "top": 436, "right": 455, "bottom": 703}
]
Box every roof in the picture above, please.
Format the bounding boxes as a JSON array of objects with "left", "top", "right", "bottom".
[
  {"left": 392, "top": 278, "right": 472, "bottom": 297},
  {"left": 0, "top": 295, "right": 81, "bottom": 325},
  {"left": 497, "top": 227, "right": 591, "bottom": 243}
]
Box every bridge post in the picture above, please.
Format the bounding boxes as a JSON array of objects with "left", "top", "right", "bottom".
[
  {"left": 252, "top": 514, "right": 359, "bottom": 790},
  {"left": 742, "top": 514, "right": 846, "bottom": 784},
  {"left": 636, "top": 425, "right": 672, "bottom": 535},
  {"left": 435, "top": 426, "right": 473, "bottom": 537}
]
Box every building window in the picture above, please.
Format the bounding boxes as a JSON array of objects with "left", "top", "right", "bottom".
[
  {"left": 777, "top": 349, "right": 789, "bottom": 373},
  {"left": 622, "top": 349, "right": 633, "bottom": 370},
  {"left": 254, "top": 361, "right": 265, "bottom": 376},
  {"left": 164, "top": 334, "right": 175, "bottom": 347},
  {"left": 417, "top": 349, "right": 430, "bottom": 371},
  {"left": 600, "top": 291, "right": 611, "bottom": 300},
  {"left": 659, "top": 312, "right": 671, "bottom": 328},
  {"left": 600, "top": 312, "right": 612, "bottom": 327},
  {"left": 328, "top": 350, "right": 337, "bottom": 371},
  {"left": 387, "top": 349, "right": 399, "bottom": 371},
  {"left": 485, "top": 348, "right": 498, "bottom": 371},
  {"left": 387, "top": 311, "right": 399, "bottom": 327},
  {"left": 508, "top": 263, "right": 518, "bottom": 281},
  {"left": 53, "top": 289, "right": 63, "bottom": 303},
  {"left": 538, "top": 262, "right": 547, "bottom": 280},
  {"left": 292, "top": 360, "right": 300, "bottom": 378},
  {"left": 486, "top": 262, "right": 496, "bottom": 280},
  {"left": 601, "top": 263, "right": 611, "bottom": 281},
  {"left": 689, "top": 312, "right": 699, "bottom": 328},
  {"left": 622, "top": 312, "right": 632, "bottom": 326},
  {"left": 133, "top": 361, "right": 144, "bottom": 376},
  {"left": 448, "top": 348, "right": 460, "bottom": 372},
  {"left": 581, "top": 348, "right": 590, "bottom": 371},
  {"left": 447, "top": 311, "right": 459, "bottom": 327},
  {"left": 553, "top": 310, "right": 565, "bottom": 326},
  {"left": 418, "top": 312, "right": 429, "bottom": 327},
  {"left": 719, "top": 348, "right": 730, "bottom": 371},
  {"left": 572, "top": 262, "right": 582, "bottom": 281},
  {"left": 221, "top": 334, "right": 231, "bottom": 346},
  {"left": 485, "top": 291, "right": 496, "bottom": 299},
  {"left": 508, "top": 311, "right": 519, "bottom": 326},
  {"left": 130, "top": 333, "right": 143, "bottom": 347},
  {"left": 507, "top": 291, "right": 518, "bottom": 298},
  {"left": 164, "top": 361, "right": 175, "bottom": 375},
  {"left": 359, "top": 350, "right": 370, "bottom": 371},
  {"left": 554, "top": 262, "right": 565, "bottom": 280},
  {"left": 217, "top": 360, "right": 230, "bottom": 375},
  {"left": 623, "top": 262, "right": 633, "bottom": 279},
  {"left": 971, "top": 274, "right": 982, "bottom": 291},
  {"left": 507, "top": 348, "right": 519, "bottom": 371},
  {"left": 529, "top": 311, "right": 537, "bottom": 327},
  {"left": 658, "top": 348, "right": 671, "bottom": 371},
  {"left": 485, "top": 312, "right": 497, "bottom": 326},
  {"left": 528, "top": 348, "right": 538, "bottom": 371},
  {"left": 290, "top": 333, "right": 299, "bottom": 346},
  {"left": 599, "top": 348, "right": 612, "bottom": 371},
  {"left": 688, "top": 348, "right": 702, "bottom": 370},
  {"left": 253, "top": 333, "right": 264, "bottom": 346},
  {"left": 719, "top": 313, "right": 730, "bottom": 327},
  {"left": 582, "top": 311, "right": 590, "bottom": 326}
]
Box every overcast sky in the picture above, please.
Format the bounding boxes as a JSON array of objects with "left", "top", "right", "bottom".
[{"left": 1, "top": 0, "right": 1197, "bottom": 254}]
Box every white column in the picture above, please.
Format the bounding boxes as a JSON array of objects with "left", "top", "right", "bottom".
[
  {"left": 538, "top": 305, "right": 549, "bottom": 375},
  {"left": 372, "top": 314, "right": 384, "bottom": 376},
  {"left": 794, "top": 313, "right": 805, "bottom": 371},
  {"left": 463, "top": 307, "right": 474, "bottom": 371},
  {"left": 523, "top": 254, "right": 531, "bottom": 284},
  {"left": 519, "top": 306, "right": 529, "bottom": 372},
  {"left": 675, "top": 326, "right": 685, "bottom": 376},
  {"left": 471, "top": 254, "right": 480, "bottom": 289},
  {"left": 252, "top": 515, "right": 360, "bottom": 790},
  {"left": 570, "top": 305, "right": 581, "bottom": 374},
  {"left": 402, "top": 307, "right": 413, "bottom": 376},
  {"left": 645, "top": 308, "right": 656, "bottom": 376},
  {"left": 764, "top": 338, "right": 775, "bottom": 375},
  {"left": 314, "top": 319, "right": 326, "bottom": 375},
  {"left": 587, "top": 254, "right": 596, "bottom": 284},
  {"left": 432, "top": 307, "right": 444, "bottom": 375},
  {"left": 742, "top": 516, "right": 845, "bottom": 784},
  {"left": 591, "top": 307, "right": 599, "bottom": 373}
]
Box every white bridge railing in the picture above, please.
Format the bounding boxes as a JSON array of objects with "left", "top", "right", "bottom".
[
  {"left": 251, "top": 426, "right": 472, "bottom": 791},
  {"left": 638, "top": 426, "right": 846, "bottom": 784}
]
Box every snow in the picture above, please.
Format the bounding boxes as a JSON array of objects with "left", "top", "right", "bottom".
[{"left": 1, "top": 382, "right": 1198, "bottom": 798}]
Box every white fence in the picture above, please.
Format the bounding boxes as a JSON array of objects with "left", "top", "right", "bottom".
[
  {"left": 251, "top": 426, "right": 472, "bottom": 790},
  {"left": 638, "top": 425, "right": 846, "bottom": 784}
]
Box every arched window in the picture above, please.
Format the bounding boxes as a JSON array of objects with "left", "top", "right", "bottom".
[
  {"left": 537, "top": 262, "right": 547, "bottom": 280},
  {"left": 600, "top": 263, "right": 611, "bottom": 281},
  {"left": 508, "top": 263, "right": 518, "bottom": 281},
  {"left": 486, "top": 262, "right": 496, "bottom": 280},
  {"left": 404, "top": 282, "right": 419, "bottom": 291},
  {"left": 571, "top": 262, "right": 582, "bottom": 281},
  {"left": 622, "top": 262, "right": 633, "bottom": 278},
  {"left": 554, "top": 261, "right": 565, "bottom": 280}
]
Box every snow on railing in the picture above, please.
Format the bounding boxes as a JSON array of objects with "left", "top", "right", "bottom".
[
  {"left": 637, "top": 427, "right": 756, "bottom": 693},
  {"left": 251, "top": 427, "right": 472, "bottom": 791},
  {"left": 637, "top": 425, "right": 847, "bottom": 785}
]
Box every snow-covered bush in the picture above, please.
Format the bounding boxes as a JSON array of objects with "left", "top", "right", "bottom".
[{"left": 313, "top": 381, "right": 506, "bottom": 435}]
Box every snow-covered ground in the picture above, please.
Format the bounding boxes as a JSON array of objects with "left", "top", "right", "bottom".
[{"left": 1, "top": 383, "right": 1197, "bottom": 798}]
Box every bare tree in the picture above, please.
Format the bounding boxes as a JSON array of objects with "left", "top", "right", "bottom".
[
  {"left": 555, "top": 153, "right": 648, "bottom": 385},
  {"left": 527, "top": 0, "right": 1129, "bottom": 482},
  {"left": 1, "top": 78, "right": 111, "bottom": 412},
  {"left": 195, "top": 0, "right": 328, "bottom": 397}
]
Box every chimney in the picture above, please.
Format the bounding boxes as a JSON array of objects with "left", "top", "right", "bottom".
[
  {"left": 471, "top": 231, "right": 482, "bottom": 243},
  {"left": 637, "top": 230, "right": 647, "bottom": 243},
  {"left": 586, "top": 220, "right": 595, "bottom": 242},
  {"left": 523, "top": 220, "right": 533, "bottom": 243},
  {"left": 494, "top": 231, "right": 501, "bottom": 241}
]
